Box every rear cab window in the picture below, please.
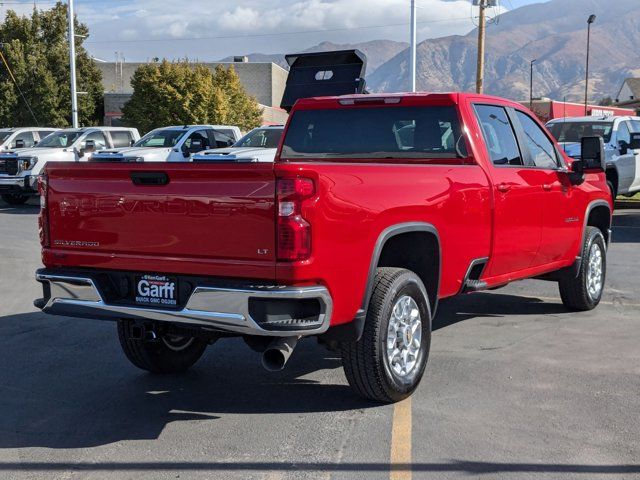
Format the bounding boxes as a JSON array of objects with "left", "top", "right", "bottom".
[{"left": 280, "top": 104, "right": 468, "bottom": 161}]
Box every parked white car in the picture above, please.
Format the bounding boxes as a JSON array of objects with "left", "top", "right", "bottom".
[
  {"left": 0, "top": 126, "right": 139, "bottom": 205},
  {"left": 0, "top": 127, "right": 59, "bottom": 151},
  {"left": 192, "top": 125, "right": 284, "bottom": 163},
  {"left": 547, "top": 116, "right": 640, "bottom": 198},
  {"left": 90, "top": 125, "right": 241, "bottom": 163}
]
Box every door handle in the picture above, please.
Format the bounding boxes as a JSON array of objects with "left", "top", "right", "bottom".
[
  {"left": 130, "top": 172, "right": 170, "bottom": 186},
  {"left": 542, "top": 184, "right": 552, "bottom": 191},
  {"left": 496, "top": 183, "right": 510, "bottom": 193}
]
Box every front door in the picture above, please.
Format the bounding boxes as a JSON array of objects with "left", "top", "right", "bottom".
[
  {"left": 513, "top": 110, "right": 580, "bottom": 265},
  {"left": 473, "top": 104, "right": 543, "bottom": 278}
]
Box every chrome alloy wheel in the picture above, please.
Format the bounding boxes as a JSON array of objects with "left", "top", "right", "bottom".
[
  {"left": 586, "top": 243, "right": 604, "bottom": 301},
  {"left": 161, "top": 334, "right": 195, "bottom": 352},
  {"left": 386, "top": 295, "right": 422, "bottom": 379}
]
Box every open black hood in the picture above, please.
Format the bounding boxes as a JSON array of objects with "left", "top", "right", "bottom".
[{"left": 280, "top": 49, "right": 368, "bottom": 112}]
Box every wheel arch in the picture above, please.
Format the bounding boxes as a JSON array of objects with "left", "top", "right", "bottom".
[
  {"left": 584, "top": 200, "right": 612, "bottom": 247},
  {"left": 360, "top": 222, "right": 441, "bottom": 321}
]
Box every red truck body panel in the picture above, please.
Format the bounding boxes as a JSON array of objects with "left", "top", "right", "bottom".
[
  {"left": 43, "top": 163, "right": 276, "bottom": 280},
  {"left": 41, "top": 92, "right": 612, "bottom": 330}
]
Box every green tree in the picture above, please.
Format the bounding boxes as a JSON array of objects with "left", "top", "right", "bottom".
[
  {"left": 598, "top": 97, "right": 614, "bottom": 106},
  {"left": 0, "top": 2, "right": 103, "bottom": 127},
  {"left": 212, "top": 65, "right": 262, "bottom": 131},
  {"left": 122, "top": 60, "right": 262, "bottom": 133}
]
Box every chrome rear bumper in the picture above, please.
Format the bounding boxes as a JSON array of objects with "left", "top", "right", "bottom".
[{"left": 36, "top": 271, "right": 332, "bottom": 337}]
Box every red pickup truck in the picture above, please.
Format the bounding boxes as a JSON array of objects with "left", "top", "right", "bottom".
[{"left": 35, "top": 53, "right": 612, "bottom": 403}]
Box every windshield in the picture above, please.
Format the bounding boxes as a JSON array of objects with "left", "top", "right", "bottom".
[
  {"left": 134, "top": 129, "right": 188, "bottom": 148},
  {"left": 281, "top": 106, "right": 466, "bottom": 159},
  {"left": 36, "top": 130, "right": 82, "bottom": 148},
  {"left": 0, "top": 131, "right": 11, "bottom": 143},
  {"left": 234, "top": 128, "right": 283, "bottom": 148},
  {"left": 547, "top": 121, "right": 614, "bottom": 143}
]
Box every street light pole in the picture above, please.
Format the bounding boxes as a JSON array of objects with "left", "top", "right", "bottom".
[
  {"left": 529, "top": 59, "right": 536, "bottom": 110},
  {"left": 410, "top": 0, "right": 417, "bottom": 92},
  {"left": 584, "top": 14, "right": 596, "bottom": 116},
  {"left": 68, "top": 0, "right": 79, "bottom": 128}
]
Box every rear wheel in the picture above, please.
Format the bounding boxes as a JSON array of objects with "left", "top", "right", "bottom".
[
  {"left": 1, "top": 193, "right": 29, "bottom": 205},
  {"left": 117, "top": 320, "right": 208, "bottom": 373},
  {"left": 340, "top": 267, "right": 431, "bottom": 403},
  {"left": 559, "top": 226, "right": 606, "bottom": 311}
]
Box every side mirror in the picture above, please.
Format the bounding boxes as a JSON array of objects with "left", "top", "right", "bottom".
[
  {"left": 190, "top": 138, "right": 204, "bottom": 152},
  {"left": 130, "top": 139, "right": 136, "bottom": 146},
  {"left": 580, "top": 136, "right": 606, "bottom": 172},
  {"left": 618, "top": 140, "right": 628, "bottom": 155},
  {"left": 568, "top": 159, "right": 585, "bottom": 186},
  {"left": 84, "top": 139, "right": 96, "bottom": 154},
  {"left": 629, "top": 132, "right": 640, "bottom": 151},
  {"left": 14, "top": 139, "right": 25, "bottom": 149}
]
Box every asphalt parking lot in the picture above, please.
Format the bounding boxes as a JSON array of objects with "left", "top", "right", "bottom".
[{"left": 0, "top": 198, "right": 639, "bottom": 480}]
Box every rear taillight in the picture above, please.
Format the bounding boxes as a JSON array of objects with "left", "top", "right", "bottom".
[
  {"left": 276, "top": 177, "right": 315, "bottom": 261},
  {"left": 37, "top": 174, "right": 50, "bottom": 247}
]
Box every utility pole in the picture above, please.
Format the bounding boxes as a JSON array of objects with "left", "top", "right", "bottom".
[
  {"left": 529, "top": 59, "right": 536, "bottom": 110},
  {"left": 68, "top": 0, "right": 79, "bottom": 128},
  {"left": 410, "top": 0, "right": 417, "bottom": 92},
  {"left": 475, "top": 0, "right": 489, "bottom": 94},
  {"left": 584, "top": 14, "right": 596, "bottom": 115}
]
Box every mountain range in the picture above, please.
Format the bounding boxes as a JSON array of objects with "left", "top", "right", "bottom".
[{"left": 220, "top": 0, "right": 640, "bottom": 102}]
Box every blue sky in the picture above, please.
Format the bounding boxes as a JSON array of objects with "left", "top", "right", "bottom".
[{"left": 2, "top": 0, "right": 547, "bottom": 61}]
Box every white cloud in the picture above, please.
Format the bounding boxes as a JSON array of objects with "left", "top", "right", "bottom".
[{"left": 2, "top": 0, "right": 506, "bottom": 61}]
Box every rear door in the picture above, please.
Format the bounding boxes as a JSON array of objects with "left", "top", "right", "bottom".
[{"left": 473, "top": 104, "right": 542, "bottom": 277}]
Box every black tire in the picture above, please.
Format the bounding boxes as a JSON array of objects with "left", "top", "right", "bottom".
[
  {"left": 559, "top": 227, "right": 606, "bottom": 311},
  {"left": 340, "top": 267, "right": 431, "bottom": 403},
  {"left": 117, "top": 320, "right": 207, "bottom": 373},
  {"left": 607, "top": 181, "right": 617, "bottom": 203},
  {"left": 1, "top": 193, "right": 29, "bottom": 205}
]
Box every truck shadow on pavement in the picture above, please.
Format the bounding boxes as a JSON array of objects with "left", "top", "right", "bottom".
[
  {"left": 0, "top": 290, "right": 570, "bottom": 450},
  {"left": 0, "top": 203, "right": 39, "bottom": 215},
  {"left": 0, "top": 312, "right": 361, "bottom": 449},
  {"left": 434, "top": 293, "right": 567, "bottom": 330}
]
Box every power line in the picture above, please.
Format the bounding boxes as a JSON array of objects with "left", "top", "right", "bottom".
[
  {"left": 0, "top": 45, "right": 39, "bottom": 125},
  {"left": 84, "top": 16, "right": 474, "bottom": 45}
]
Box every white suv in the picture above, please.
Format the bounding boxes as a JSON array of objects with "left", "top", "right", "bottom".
[
  {"left": 90, "top": 125, "right": 241, "bottom": 163},
  {"left": 0, "top": 127, "right": 58, "bottom": 151},
  {"left": 0, "top": 127, "right": 139, "bottom": 205}
]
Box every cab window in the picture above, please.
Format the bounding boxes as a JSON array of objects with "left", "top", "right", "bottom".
[
  {"left": 110, "top": 130, "right": 134, "bottom": 148},
  {"left": 515, "top": 111, "right": 559, "bottom": 169},
  {"left": 83, "top": 131, "right": 107, "bottom": 150},
  {"left": 617, "top": 122, "right": 631, "bottom": 145},
  {"left": 12, "top": 131, "right": 36, "bottom": 148},
  {"left": 183, "top": 130, "right": 209, "bottom": 152},
  {"left": 473, "top": 105, "right": 523, "bottom": 166}
]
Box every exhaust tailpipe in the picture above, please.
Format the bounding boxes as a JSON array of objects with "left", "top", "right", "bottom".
[{"left": 261, "top": 336, "right": 299, "bottom": 372}]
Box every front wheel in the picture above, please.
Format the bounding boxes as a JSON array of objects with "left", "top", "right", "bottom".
[
  {"left": 117, "top": 320, "right": 208, "bottom": 373},
  {"left": 341, "top": 267, "right": 431, "bottom": 403},
  {"left": 559, "top": 226, "right": 606, "bottom": 311},
  {"left": 1, "top": 193, "right": 30, "bottom": 205}
]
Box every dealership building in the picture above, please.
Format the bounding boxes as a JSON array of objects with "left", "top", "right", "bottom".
[{"left": 97, "top": 59, "right": 289, "bottom": 128}]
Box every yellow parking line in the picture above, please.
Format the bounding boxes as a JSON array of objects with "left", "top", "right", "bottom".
[{"left": 390, "top": 397, "right": 412, "bottom": 480}]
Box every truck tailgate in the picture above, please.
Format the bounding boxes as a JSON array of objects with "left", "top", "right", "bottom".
[{"left": 44, "top": 163, "right": 276, "bottom": 279}]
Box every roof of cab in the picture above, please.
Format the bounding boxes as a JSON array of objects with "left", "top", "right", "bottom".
[
  {"left": 292, "top": 92, "right": 526, "bottom": 110},
  {"left": 546, "top": 115, "right": 640, "bottom": 124}
]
